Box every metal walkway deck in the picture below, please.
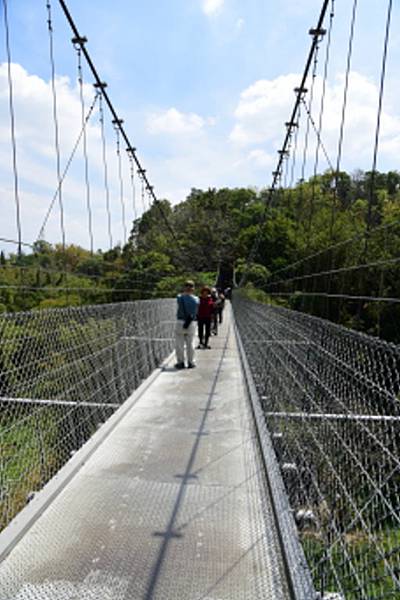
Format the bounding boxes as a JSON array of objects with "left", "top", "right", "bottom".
[{"left": 0, "top": 309, "right": 290, "bottom": 599}]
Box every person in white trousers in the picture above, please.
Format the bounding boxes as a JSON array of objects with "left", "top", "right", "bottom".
[{"left": 175, "top": 281, "right": 199, "bottom": 369}]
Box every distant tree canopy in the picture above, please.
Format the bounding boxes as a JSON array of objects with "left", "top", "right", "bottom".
[{"left": 2, "top": 169, "right": 400, "bottom": 339}]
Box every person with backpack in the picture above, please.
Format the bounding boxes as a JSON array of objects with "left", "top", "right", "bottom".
[
  {"left": 197, "top": 286, "right": 215, "bottom": 349},
  {"left": 175, "top": 280, "right": 199, "bottom": 369}
]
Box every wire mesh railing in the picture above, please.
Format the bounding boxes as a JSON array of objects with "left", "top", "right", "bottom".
[
  {"left": 0, "top": 298, "right": 175, "bottom": 532},
  {"left": 233, "top": 293, "right": 400, "bottom": 600}
]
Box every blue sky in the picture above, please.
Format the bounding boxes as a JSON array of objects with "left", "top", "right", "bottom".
[{"left": 1, "top": 0, "right": 400, "bottom": 251}]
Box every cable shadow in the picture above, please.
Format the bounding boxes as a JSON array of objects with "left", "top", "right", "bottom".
[
  {"left": 139, "top": 325, "right": 232, "bottom": 600},
  {"left": 189, "top": 436, "right": 254, "bottom": 478},
  {"left": 196, "top": 535, "right": 264, "bottom": 600},
  {"left": 174, "top": 470, "right": 262, "bottom": 535}
]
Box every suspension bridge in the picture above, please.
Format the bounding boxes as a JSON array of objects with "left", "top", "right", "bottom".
[{"left": 0, "top": 1, "right": 399, "bottom": 599}]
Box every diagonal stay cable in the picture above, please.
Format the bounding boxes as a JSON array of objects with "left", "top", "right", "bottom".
[
  {"left": 300, "top": 86, "right": 334, "bottom": 172},
  {"left": 37, "top": 92, "right": 99, "bottom": 242}
]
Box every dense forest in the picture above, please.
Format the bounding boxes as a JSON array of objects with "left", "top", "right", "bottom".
[{"left": 2, "top": 168, "right": 400, "bottom": 340}]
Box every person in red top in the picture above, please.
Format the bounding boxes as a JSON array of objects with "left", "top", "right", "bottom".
[{"left": 197, "top": 286, "right": 215, "bottom": 349}]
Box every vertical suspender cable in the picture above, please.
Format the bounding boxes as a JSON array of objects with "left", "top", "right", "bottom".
[
  {"left": 313, "top": 0, "right": 334, "bottom": 179},
  {"left": 335, "top": 0, "right": 358, "bottom": 180},
  {"left": 46, "top": 0, "right": 66, "bottom": 252},
  {"left": 2, "top": 0, "right": 22, "bottom": 256},
  {"left": 128, "top": 153, "right": 137, "bottom": 223},
  {"left": 76, "top": 44, "right": 94, "bottom": 254},
  {"left": 329, "top": 0, "right": 357, "bottom": 249},
  {"left": 98, "top": 92, "right": 113, "bottom": 249},
  {"left": 301, "top": 45, "right": 319, "bottom": 242},
  {"left": 366, "top": 0, "right": 393, "bottom": 234},
  {"left": 300, "top": 55, "right": 317, "bottom": 184},
  {"left": 283, "top": 150, "right": 290, "bottom": 189},
  {"left": 140, "top": 174, "right": 146, "bottom": 213},
  {"left": 289, "top": 106, "right": 300, "bottom": 189},
  {"left": 114, "top": 123, "right": 127, "bottom": 245}
]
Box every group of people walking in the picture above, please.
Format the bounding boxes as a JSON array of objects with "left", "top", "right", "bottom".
[{"left": 175, "top": 280, "right": 227, "bottom": 369}]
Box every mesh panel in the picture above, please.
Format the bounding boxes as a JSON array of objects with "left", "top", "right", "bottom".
[
  {"left": 233, "top": 294, "right": 400, "bottom": 600},
  {"left": 0, "top": 299, "right": 175, "bottom": 532}
]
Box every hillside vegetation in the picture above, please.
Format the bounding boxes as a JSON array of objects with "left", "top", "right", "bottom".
[{"left": 2, "top": 169, "right": 400, "bottom": 340}]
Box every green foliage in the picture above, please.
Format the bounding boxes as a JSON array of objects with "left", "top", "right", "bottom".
[
  {"left": 1, "top": 169, "right": 400, "bottom": 343},
  {"left": 0, "top": 411, "right": 60, "bottom": 530},
  {"left": 237, "top": 284, "right": 289, "bottom": 308},
  {"left": 235, "top": 259, "right": 270, "bottom": 286},
  {"left": 303, "top": 527, "right": 400, "bottom": 599}
]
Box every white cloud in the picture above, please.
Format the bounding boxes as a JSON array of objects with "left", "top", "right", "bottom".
[
  {"left": 230, "top": 74, "right": 299, "bottom": 146},
  {"left": 0, "top": 63, "right": 136, "bottom": 252},
  {"left": 202, "top": 0, "right": 224, "bottom": 17},
  {"left": 146, "top": 108, "right": 206, "bottom": 135},
  {"left": 246, "top": 149, "right": 275, "bottom": 169},
  {"left": 229, "top": 71, "right": 400, "bottom": 175}
]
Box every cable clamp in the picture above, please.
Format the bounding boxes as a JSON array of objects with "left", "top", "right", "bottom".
[
  {"left": 71, "top": 35, "right": 87, "bottom": 49},
  {"left": 309, "top": 27, "right": 326, "bottom": 37}
]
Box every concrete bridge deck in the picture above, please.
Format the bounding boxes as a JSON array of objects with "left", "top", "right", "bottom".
[{"left": 0, "top": 309, "right": 290, "bottom": 599}]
